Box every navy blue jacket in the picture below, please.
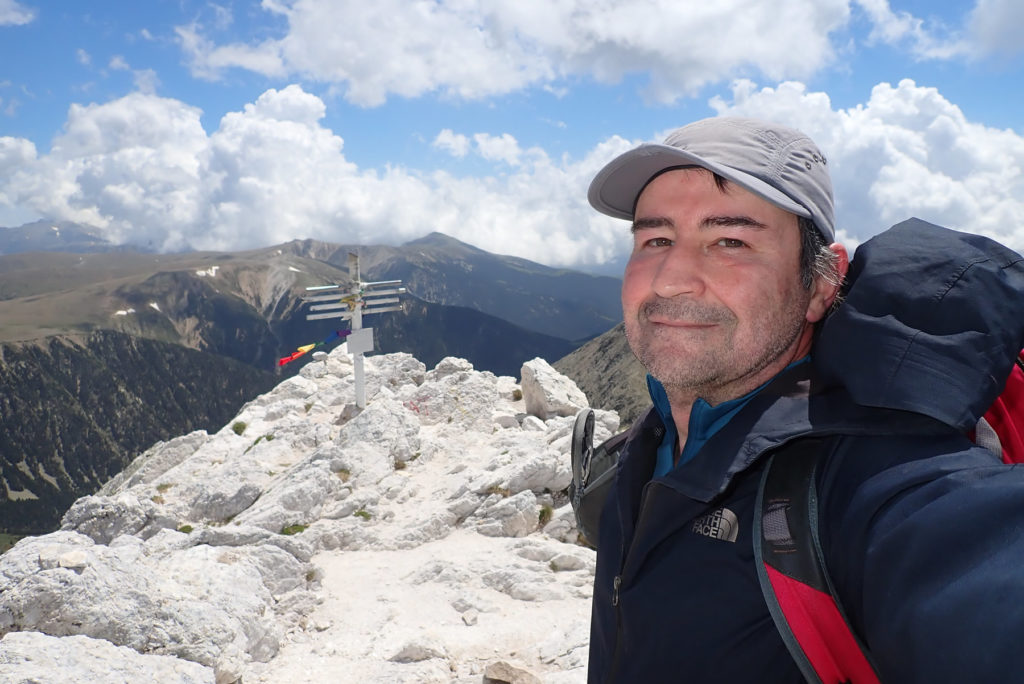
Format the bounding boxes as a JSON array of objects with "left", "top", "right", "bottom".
[{"left": 588, "top": 219, "right": 1024, "bottom": 683}]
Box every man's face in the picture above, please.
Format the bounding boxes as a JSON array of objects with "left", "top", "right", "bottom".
[{"left": 622, "top": 167, "right": 834, "bottom": 405}]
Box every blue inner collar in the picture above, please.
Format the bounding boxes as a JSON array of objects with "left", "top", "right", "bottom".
[{"left": 648, "top": 357, "right": 809, "bottom": 477}]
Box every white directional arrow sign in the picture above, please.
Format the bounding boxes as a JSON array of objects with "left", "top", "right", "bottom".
[{"left": 301, "top": 253, "right": 406, "bottom": 408}]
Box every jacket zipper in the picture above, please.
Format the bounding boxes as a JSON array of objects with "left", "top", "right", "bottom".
[
  {"left": 605, "top": 574, "right": 624, "bottom": 683},
  {"left": 606, "top": 480, "right": 658, "bottom": 682}
]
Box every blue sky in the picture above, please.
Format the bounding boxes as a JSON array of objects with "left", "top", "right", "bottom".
[{"left": 1, "top": 0, "right": 1022, "bottom": 270}]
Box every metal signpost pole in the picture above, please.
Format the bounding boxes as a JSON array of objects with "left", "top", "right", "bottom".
[
  {"left": 302, "top": 252, "right": 405, "bottom": 411},
  {"left": 349, "top": 253, "right": 366, "bottom": 409},
  {"left": 351, "top": 287, "right": 366, "bottom": 409}
]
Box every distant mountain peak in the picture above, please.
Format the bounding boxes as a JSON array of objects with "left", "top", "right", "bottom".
[
  {"left": 403, "top": 231, "right": 462, "bottom": 245},
  {"left": 402, "top": 231, "right": 480, "bottom": 253},
  {"left": 0, "top": 219, "right": 118, "bottom": 254}
]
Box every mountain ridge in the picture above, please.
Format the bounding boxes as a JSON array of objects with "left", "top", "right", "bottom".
[{"left": 0, "top": 227, "right": 629, "bottom": 536}]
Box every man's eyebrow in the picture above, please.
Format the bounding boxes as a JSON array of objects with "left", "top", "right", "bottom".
[
  {"left": 630, "top": 215, "right": 768, "bottom": 233},
  {"left": 701, "top": 215, "right": 768, "bottom": 230},
  {"left": 630, "top": 216, "right": 671, "bottom": 233}
]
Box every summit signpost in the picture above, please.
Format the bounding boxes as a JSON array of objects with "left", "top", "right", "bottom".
[{"left": 303, "top": 253, "right": 405, "bottom": 408}]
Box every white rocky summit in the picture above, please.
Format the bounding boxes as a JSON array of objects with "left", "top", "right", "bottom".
[{"left": 0, "top": 348, "right": 619, "bottom": 683}]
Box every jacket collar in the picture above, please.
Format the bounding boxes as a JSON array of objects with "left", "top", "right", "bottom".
[{"left": 622, "top": 362, "right": 948, "bottom": 504}]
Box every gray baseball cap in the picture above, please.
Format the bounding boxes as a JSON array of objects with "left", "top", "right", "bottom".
[{"left": 588, "top": 117, "right": 835, "bottom": 242}]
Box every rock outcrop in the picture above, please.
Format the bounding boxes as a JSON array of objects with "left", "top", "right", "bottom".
[{"left": 0, "top": 344, "right": 618, "bottom": 683}]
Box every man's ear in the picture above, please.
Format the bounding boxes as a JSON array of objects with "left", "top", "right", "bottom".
[{"left": 806, "top": 243, "right": 849, "bottom": 323}]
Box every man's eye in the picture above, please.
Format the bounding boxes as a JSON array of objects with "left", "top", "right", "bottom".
[
  {"left": 645, "top": 237, "right": 673, "bottom": 248},
  {"left": 715, "top": 238, "right": 745, "bottom": 248}
]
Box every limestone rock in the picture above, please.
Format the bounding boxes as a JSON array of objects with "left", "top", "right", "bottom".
[
  {"left": 0, "top": 531, "right": 306, "bottom": 670},
  {"left": 99, "top": 431, "right": 210, "bottom": 495},
  {"left": 521, "top": 357, "right": 588, "bottom": 420},
  {"left": 335, "top": 395, "right": 421, "bottom": 463},
  {"left": 61, "top": 493, "right": 178, "bottom": 543},
  {"left": 390, "top": 639, "right": 447, "bottom": 663},
  {"left": 0, "top": 632, "right": 215, "bottom": 684},
  {"left": 473, "top": 490, "right": 538, "bottom": 538},
  {"left": 483, "top": 660, "right": 543, "bottom": 684},
  {"left": 0, "top": 352, "right": 607, "bottom": 683}
]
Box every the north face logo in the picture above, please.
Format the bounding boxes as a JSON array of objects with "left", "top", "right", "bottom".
[{"left": 692, "top": 508, "right": 739, "bottom": 542}]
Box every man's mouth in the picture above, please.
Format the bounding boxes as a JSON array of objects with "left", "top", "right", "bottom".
[
  {"left": 646, "top": 316, "right": 717, "bottom": 328},
  {"left": 640, "top": 299, "right": 732, "bottom": 329}
]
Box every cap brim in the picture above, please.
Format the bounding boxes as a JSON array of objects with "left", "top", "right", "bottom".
[{"left": 588, "top": 143, "right": 811, "bottom": 222}]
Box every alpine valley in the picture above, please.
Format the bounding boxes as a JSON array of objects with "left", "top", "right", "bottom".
[{"left": 0, "top": 221, "right": 641, "bottom": 538}]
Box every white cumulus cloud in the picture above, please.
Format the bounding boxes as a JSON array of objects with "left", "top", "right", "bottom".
[
  {"left": 175, "top": 2, "right": 1024, "bottom": 107},
  {"left": 0, "top": 0, "right": 34, "bottom": 26},
  {"left": 709, "top": 78, "right": 1024, "bottom": 250},
  {"left": 177, "top": 0, "right": 851, "bottom": 106},
  {"left": 473, "top": 133, "right": 523, "bottom": 167},
  {"left": 0, "top": 85, "right": 631, "bottom": 266},
  {"left": 3, "top": 81, "right": 1023, "bottom": 269},
  {"left": 966, "top": 0, "right": 1024, "bottom": 57},
  {"left": 433, "top": 129, "right": 470, "bottom": 158}
]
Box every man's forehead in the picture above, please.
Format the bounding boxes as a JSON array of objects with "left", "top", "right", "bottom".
[{"left": 632, "top": 170, "right": 802, "bottom": 242}]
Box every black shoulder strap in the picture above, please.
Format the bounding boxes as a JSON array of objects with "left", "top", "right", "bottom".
[
  {"left": 754, "top": 437, "right": 881, "bottom": 684},
  {"left": 569, "top": 409, "right": 628, "bottom": 547}
]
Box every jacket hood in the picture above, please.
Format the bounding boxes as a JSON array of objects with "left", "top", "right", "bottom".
[{"left": 814, "top": 217, "right": 1024, "bottom": 432}]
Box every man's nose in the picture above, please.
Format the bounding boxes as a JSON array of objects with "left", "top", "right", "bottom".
[{"left": 651, "top": 244, "right": 705, "bottom": 299}]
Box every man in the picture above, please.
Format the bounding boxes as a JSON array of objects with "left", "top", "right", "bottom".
[{"left": 584, "top": 117, "right": 1024, "bottom": 682}]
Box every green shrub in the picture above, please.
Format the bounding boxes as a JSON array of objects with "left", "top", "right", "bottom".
[
  {"left": 177, "top": 524, "right": 193, "bottom": 534},
  {"left": 232, "top": 421, "right": 247, "bottom": 436},
  {"left": 0, "top": 534, "right": 23, "bottom": 554},
  {"left": 155, "top": 483, "right": 174, "bottom": 493},
  {"left": 353, "top": 510, "right": 371, "bottom": 521},
  {"left": 538, "top": 504, "right": 554, "bottom": 527},
  {"left": 280, "top": 524, "right": 307, "bottom": 536}
]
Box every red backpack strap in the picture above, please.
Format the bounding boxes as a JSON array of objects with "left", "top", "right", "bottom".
[
  {"left": 754, "top": 438, "right": 881, "bottom": 684},
  {"left": 980, "top": 351, "right": 1024, "bottom": 464}
]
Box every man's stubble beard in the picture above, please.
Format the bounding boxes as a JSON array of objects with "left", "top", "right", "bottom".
[{"left": 626, "top": 295, "right": 809, "bottom": 403}]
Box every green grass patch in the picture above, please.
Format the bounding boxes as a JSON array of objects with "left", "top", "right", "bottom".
[
  {"left": 353, "top": 510, "right": 371, "bottom": 521},
  {"left": 538, "top": 504, "right": 554, "bottom": 527},
  {"left": 232, "top": 421, "right": 247, "bottom": 436},
  {"left": 280, "top": 524, "right": 308, "bottom": 536},
  {"left": 0, "top": 533, "right": 24, "bottom": 554},
  {"left": 177, "top": 524, "right": 194, "bottom": 534}
]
